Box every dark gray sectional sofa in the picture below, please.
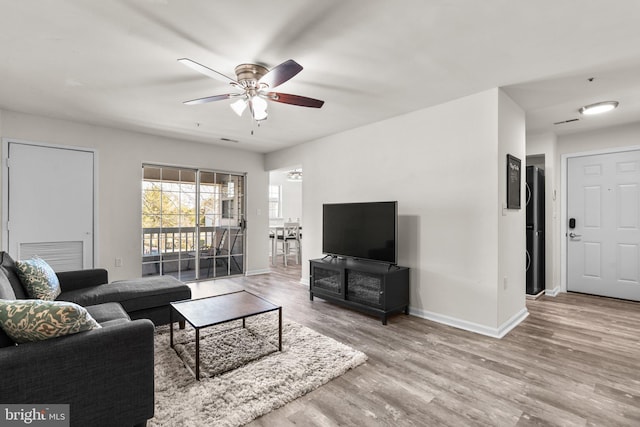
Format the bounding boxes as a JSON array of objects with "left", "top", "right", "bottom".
[{"left": 0, "top": 251, "right": 192, "bottom": 427}]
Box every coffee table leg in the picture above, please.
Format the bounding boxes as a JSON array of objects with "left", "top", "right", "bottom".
[
  {"left": 170, "top": 307, "right": 174, "bottom": 348},
  {"left": 278, "top": 307, "right": 282, "bottom": 351},
  {"left": 195, "top": 328, "right": 200, "bottom": 381}
]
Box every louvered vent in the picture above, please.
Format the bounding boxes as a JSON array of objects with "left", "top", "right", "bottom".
[{"left": 19, "top": 241, "right": 84, "bottom": 272}]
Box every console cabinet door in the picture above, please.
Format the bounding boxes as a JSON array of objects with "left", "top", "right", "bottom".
[
  {"left": 310, "top": 263, "right": 343, "bottom": 297},
  {"left": 346, "top": 270, "right": 383, "bottom": 307}
]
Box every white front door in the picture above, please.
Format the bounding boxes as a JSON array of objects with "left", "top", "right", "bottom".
[
  {"left": 5, "top": 142, "right": 95, "bottom": 271},
  {"left": 567, "top": 150, "right": 640, "bottom": 300}
]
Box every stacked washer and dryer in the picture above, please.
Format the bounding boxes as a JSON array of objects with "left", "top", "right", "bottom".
[{"left": 526, "top": 165, "right": 545, "bottom": 296}]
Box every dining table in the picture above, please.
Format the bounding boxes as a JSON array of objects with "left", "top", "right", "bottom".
[{"left": 269, "top": 225, "right": 302, "bottom": 265}]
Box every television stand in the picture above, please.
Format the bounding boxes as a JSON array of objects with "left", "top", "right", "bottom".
[{"left": 309, "top": 258, "right": 409, "bottom": 325}]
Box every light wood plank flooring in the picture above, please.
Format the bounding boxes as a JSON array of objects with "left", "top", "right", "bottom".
[{"left": 190, "top": 264, "right": 640, "bottom": 426}]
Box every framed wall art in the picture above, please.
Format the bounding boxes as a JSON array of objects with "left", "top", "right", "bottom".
[{"left": 506, "top": 154, "right": 521, "bottom": 209}]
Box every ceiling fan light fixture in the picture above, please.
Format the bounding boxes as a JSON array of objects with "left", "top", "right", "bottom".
[
  {"left": 249, "top": 96, "right": 268, "bottom": 121},
  {"left": 253, "top": 108, "right": 268, "bottom": 121},
  {"left": 178, "top": 58, "right": 324, "bottom": 123},
  {"left": 230, "top": 98, "right": 247, "bottom": 116},
  {"left": 579, "top": 101, "right": 619, "bottom": 116}
]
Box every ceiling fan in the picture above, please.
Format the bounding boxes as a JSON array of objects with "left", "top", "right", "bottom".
[{"left": 178, "top": 58, "right": 324, "bottom": 122}]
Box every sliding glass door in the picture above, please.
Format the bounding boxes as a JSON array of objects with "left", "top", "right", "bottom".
[
  {"left": 141, "top": 165, "right": 245, "bottom": 280},
  {"left": 197, "top": 171, "right": 245, "bottom": 279}
]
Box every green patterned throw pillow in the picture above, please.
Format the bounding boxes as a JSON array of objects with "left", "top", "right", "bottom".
[
  {"left": 0, "top": 299, "right": 101, "bottom": 344},
  {"left": 15, "top": 257, "right": 61, "bottom": 300}
]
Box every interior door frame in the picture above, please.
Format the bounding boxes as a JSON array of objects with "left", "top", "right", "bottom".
[
  {"left": 560, "top": 144, "right": 640, "bottom": 294},
  {"left": 1, "top": 138, "right": 99, "bottom": 266}
]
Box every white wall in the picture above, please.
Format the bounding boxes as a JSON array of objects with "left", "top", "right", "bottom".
[
  {"left": 557, "top": 122, "right": 640, "bottom": 155},
  {"left": 266, "top": 88, "right": 527, "bottom": 336},
  {"left": 497, "top": 91, "right": 527, "bottom": 326},
  {"left": 0, "top": 110, "right": 270, "bottom": 280},
  {"left": 526, "top": 132, "right": 560, "bottom": 294}
]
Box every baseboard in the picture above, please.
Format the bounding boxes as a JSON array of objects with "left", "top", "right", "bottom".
[
  {"left": 244, "top": 268, "right": 271, "bottom": 276},
  {"left": 544, "top": 286, "right": 560, "bottom": 297},
  {"left": 526, "top": 290, "right": 545, "bottom": 300},
  {"left": 409, "top": 306, "right": 529, "bottom": 339},
  {"left": 497, "top": 308, "right": 529, "bottom": 338}
]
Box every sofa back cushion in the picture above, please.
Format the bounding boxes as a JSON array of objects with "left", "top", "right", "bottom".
[
  {"left": 0, "top": 252, "right": 28, "bottom": 299},
  {"left": 0, "top": 274, "right": 17, "bottom": 347},
  {"left": 0, "top": 267, "right": 17, "bottom": 301}
]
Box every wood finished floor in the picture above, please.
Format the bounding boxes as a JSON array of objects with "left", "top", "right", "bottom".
[{"left": 190, "top": 263, "right": 640, "bottom": 426}]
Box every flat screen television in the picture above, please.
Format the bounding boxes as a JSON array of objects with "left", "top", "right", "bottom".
[{"left": 322, "top": 201, "right": 397, "bottom": 264}]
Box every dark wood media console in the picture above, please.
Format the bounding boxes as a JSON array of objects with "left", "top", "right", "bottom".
[{"left": 309, "top": 257, "right": 409, "bottom": 325}]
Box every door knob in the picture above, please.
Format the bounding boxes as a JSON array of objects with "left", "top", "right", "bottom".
[{"left": 569, "top": 232, "right": 582, "bottom": 238}]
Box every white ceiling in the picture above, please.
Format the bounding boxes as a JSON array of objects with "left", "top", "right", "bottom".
[{"left": 1, "top": 1, "right": 640, "bottom": 153}]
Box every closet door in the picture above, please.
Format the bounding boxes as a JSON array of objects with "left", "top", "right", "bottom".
[{"left": 6, "top": 142, "right": 95, "bottom": 270}]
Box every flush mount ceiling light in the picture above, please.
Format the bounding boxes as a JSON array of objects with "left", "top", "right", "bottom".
[
  {"left": 578, "top": 101, "right": 619, "bottom": 116},
  {"left": 287, "top": 169, "right": 302, "bottom": 182}
]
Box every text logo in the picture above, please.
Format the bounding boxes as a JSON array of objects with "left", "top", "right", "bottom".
[{"left": 1, "top": 405, "right": 69, "bottom": 427}]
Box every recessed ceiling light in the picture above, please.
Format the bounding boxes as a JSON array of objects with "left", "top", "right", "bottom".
[{"left": 578, "top": 101, "right": 619, "bottom": 115}]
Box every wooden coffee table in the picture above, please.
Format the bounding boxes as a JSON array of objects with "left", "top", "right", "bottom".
[{"left": 170, "top": 290, "right": 282, "bottom": 380}]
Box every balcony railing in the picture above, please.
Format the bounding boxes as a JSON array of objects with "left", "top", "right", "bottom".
[
  {"left": 141, "top": 226, "right": 244, "bottom": 278},
  {"left": 142, "top": 226, "right": 217, "bottom": 256}
]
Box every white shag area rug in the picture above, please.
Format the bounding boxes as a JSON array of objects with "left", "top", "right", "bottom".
[{"left": 150, "top": 312, "right": 368, "bottom": 427}]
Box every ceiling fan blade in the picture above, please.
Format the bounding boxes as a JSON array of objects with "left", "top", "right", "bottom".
[
  {"left": 183, "top": 94, "right": 233, "bottom": 105},
  {"left": 266, "top": 92, "right": 324, "bottom": 108},
  {"left": 177, "top": 58, "right": 238, "bottom": 84},
  {"left": 259, "top": 59, "right": 303, "bottom": 89}
]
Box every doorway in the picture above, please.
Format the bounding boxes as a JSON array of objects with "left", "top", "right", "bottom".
[
  {"left": 141, "top": 165, "right": 246, "bottom": 281},
  {"left": 3, "top": 140, "right": 95, "bottom": 271},
  {"left": 268, "top": 166, "right": 302, "bottom": 272},
  {"left": 566, "top": 149, "right": 640, "bottom": 301}
]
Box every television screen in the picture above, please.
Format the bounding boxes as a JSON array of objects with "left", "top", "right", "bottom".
[{"left": 322, "top": 201, "right": 397, "bottom": 264}]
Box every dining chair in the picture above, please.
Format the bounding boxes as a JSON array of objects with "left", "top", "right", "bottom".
[
  {"left": 268, "top": 229, "right": 276, "bottom": 264},
  {"left": 276, "top": 222, "right": 301, "bottom": 266}
]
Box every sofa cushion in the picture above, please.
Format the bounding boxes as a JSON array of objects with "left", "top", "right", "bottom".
[
  {"left": 85, "top": 302, "right": 130, "bottom": 324},
  {"left": 99, "top": 318, "right": 132, "bottom": 328},
  {"left": 0, "top": 274, "right": 17, "bottom": 347},
  {"left": 0, "top": 299, "right": 101, "bottom": 344},
  {"left": 59, "top": 275, "right": 191, "bottom": 313},
  {"left": 15, "top": 257, "right": 61, "bottom": 301},
  {"left": 0, "top": 252, "right": 28, "bottom": 299},
  {"left": 56, "top": 268, "right": 109, "bottom": 292},
  {"left": 0, "top": 326, "right": 13, "bottom": 347},
  {"left": 0, "top": 270, "right": 17, "bottom": 300}
]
